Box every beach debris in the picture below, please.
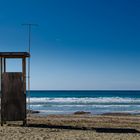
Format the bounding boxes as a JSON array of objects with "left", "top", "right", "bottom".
[
  {"left": 102, "top": 112, "right": 132, "bottom": 116},
  {"left": 74, "top": 111, "right": 91, "bottom": 115},
  {"left": 27, "top": 110, "right": 40, "bottom": 114}
]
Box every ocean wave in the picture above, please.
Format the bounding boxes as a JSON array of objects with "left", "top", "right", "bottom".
[
  {"left": 30, "top": 104, "right": 140, "bottom": 108},
  {"left": 27, "top": 97, "right": 140, "bottom": 104},
  {"left": 29, "top": 109, "right": 140, "bottom": 115},
  {"left": 38, "top": 110, "right": 66, "bottom": 113}
]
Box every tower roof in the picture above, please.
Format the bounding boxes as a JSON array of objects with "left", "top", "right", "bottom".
[{"left": 0, "top": 52, "right": 30, "bottom": 58}]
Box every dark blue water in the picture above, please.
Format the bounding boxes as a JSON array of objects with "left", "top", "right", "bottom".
[{"left": 27, "top": 90, "right": 140, "bottom": 115}]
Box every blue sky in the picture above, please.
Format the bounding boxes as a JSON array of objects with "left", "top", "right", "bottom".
[{"left": 0, "top": 0, "right": 140, "bottom": 90}]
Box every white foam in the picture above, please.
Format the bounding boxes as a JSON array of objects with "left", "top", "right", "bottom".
[
  {"left": 54, "top": 104, "right": 140, "bottom": 107},
  {"left": 29, "top": 104, "right": 140, "bottom": 109},
  {"left": 38, "top": 110, "right": 66, "bottom": 113},
  {"left": 28, "top": 97, "right": 140, "bottom": 104},
  {"left": 30, "top": 104, "right": 42, "bottom": 107}
]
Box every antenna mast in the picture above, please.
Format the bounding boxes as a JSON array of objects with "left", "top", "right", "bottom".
[{"left": 22, "top": 23, "right": 38, "bottom": 115}]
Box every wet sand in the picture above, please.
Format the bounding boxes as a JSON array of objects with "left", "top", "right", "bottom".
[{"left": 0, "top": 114, "right": 140, "bottom": 140}]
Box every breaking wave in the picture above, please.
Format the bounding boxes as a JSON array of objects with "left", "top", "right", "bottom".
[{"left": 28, "top": 97, "right": 140, "bottom": 104}]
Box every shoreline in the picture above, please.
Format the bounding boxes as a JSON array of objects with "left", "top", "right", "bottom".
[
  {"left": 28, "top": 111, "right": 140, "bottom": 131},
  {"left": 0, "top": 113, "right": 140, "bottom": 139},
  {"left": 28, "top": 112, "right": 140, "bottom": 129},
  {"left": 28, "top": 109, "right": 140, "bottom": 116}
]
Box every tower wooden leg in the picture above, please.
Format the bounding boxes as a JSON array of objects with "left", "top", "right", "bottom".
[
  {"left": 1, "top": 120, "right": 3, "bottom": 126},
  {"left": 23, "top": 119, "right": 27, "bottom": 126},
  {"left": 4, "top": 120, "right": 6, "bottom": 124},
  {"left": 1, "top": 114, "right": 3, "bottom": 126}
]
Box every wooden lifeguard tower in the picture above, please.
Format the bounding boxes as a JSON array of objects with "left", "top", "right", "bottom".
[{"left": 0, "top": 52, "right": 30, "bottom": 126}]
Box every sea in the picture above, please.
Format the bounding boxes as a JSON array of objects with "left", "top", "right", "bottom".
[{"left": 28, "top": 90, "right": 140, "bottom": 115}]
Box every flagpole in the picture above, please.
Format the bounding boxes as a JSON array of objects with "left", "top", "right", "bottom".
[{"left": 22, "top": 23, "right": 38, "bottom": 116}]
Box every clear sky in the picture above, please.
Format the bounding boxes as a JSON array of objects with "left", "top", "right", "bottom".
[{"left": 0, "top": 0, "right": 140, "bottom": 90}]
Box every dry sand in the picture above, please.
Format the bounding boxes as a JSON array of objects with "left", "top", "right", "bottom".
[{"left": 0, "top": 114, "right": 140, "bottom": 140}]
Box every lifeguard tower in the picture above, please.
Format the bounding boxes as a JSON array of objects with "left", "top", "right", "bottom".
[{"left": 0, "top": 52, "right": 30, "bottom": 126}]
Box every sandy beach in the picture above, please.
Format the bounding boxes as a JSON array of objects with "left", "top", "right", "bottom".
[{"left": 0, "top": 114, "right": 140, "bottom": 140}]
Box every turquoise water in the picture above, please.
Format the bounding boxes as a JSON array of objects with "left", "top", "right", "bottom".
[{"left": 28, "top": 90, "right": 140, "bottom": 115}]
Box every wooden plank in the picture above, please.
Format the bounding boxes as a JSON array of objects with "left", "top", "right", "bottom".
[
  {"left": 1, "top": 58, "right": 3, "bottom": 126},
  {"left": 4, "top": 58, "right": 6, "bottom": 73},
  {"left": 1, "top": 72, "right": 26, "bottom": 121},
  {"left": 0, "top": 58, "right": 2, "bottom": 91},
  {"left": 22, "top": 58, "right": 27, "bottom": 125},
  {"left": 0, "top": 52, "right": 30, "bottom": 58},
  {"left": 22, "top": 58, "right": 26, "bottom": 94}
]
